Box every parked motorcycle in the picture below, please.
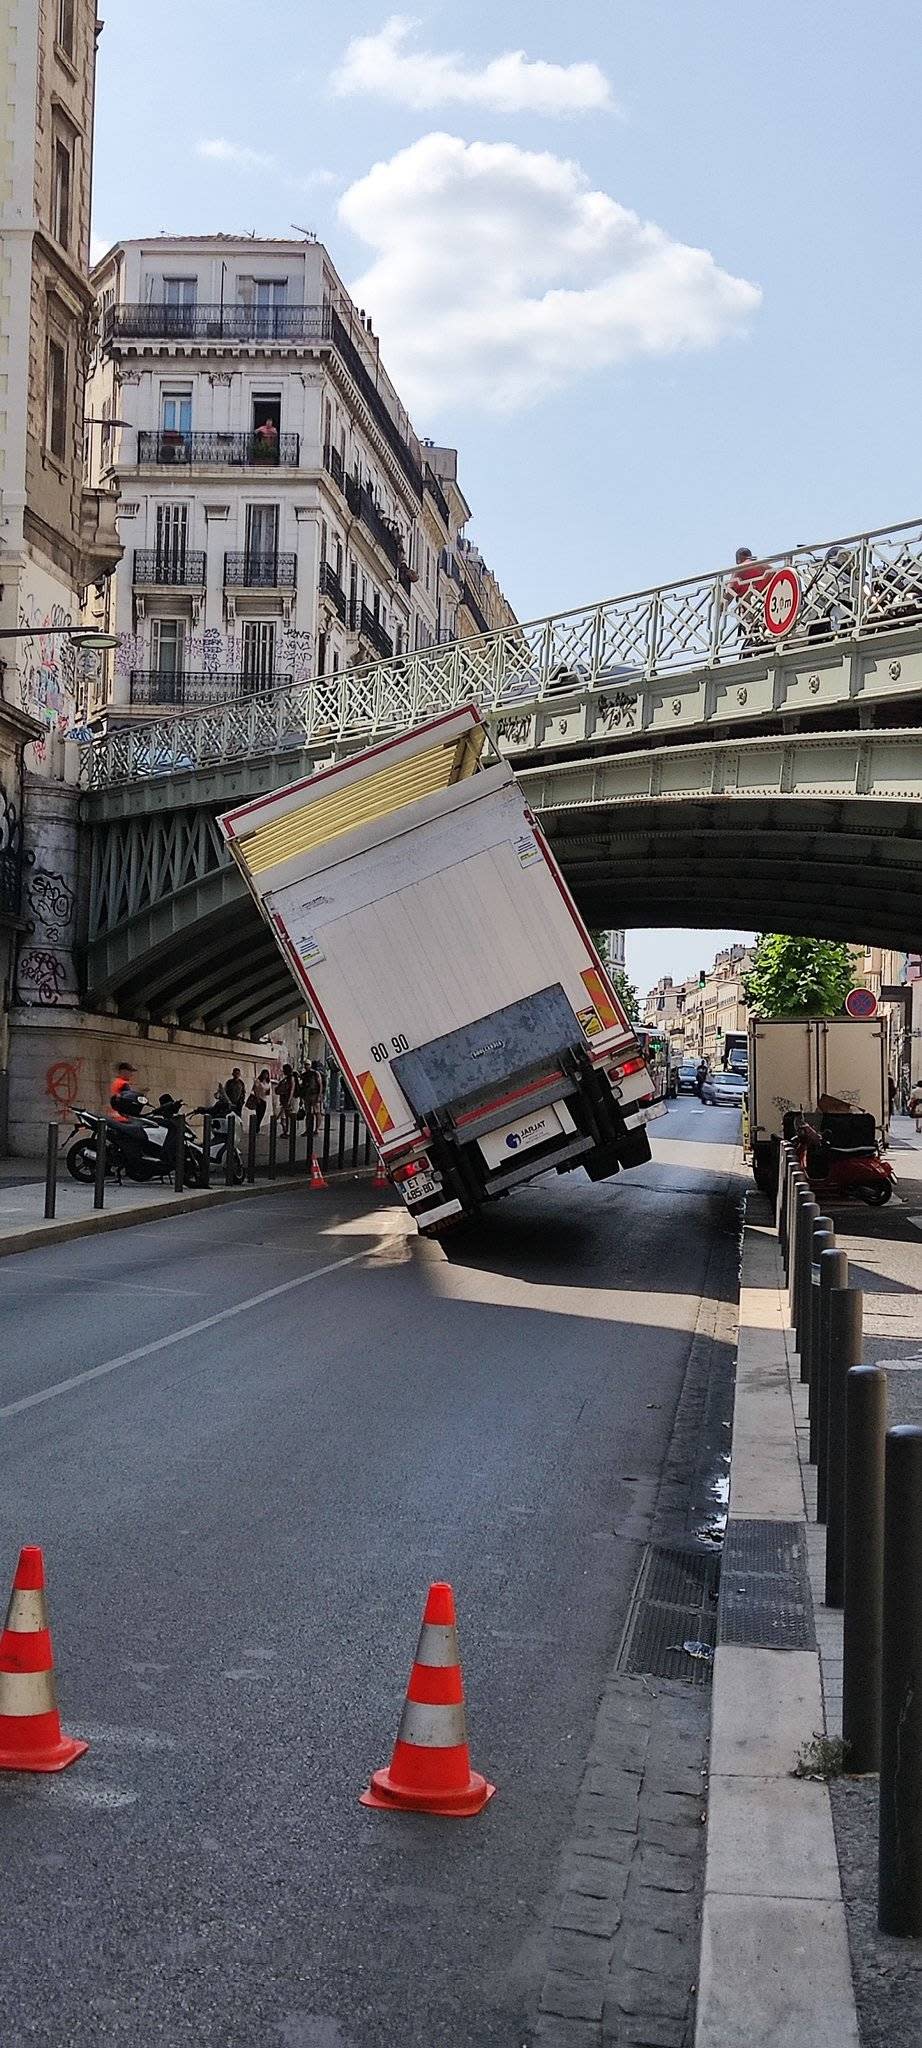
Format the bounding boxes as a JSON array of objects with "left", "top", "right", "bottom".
[
  {"left": 791, "top": 1108, "right": 895, "bottom": 1207},
  {"left": 65, "top": 1096, "right": 208, "bottom": 1187}
]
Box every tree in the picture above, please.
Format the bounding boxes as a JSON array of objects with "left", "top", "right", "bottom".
[
  {"left": 742, "top": 934, "right": 856, "bottom": 1020},
  {"left": 590, "top": 927, "right": 611, "bottom": 966},
  {"left": 611, "top": 967, "right": 641, "bottom": 1028}
]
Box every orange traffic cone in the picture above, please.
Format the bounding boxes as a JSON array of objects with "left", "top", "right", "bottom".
[
  {"left": 0, "top": 1546, "right": 88, "bottom": 1773},
  {"left": 361, "top": 1581, "right": 495, "bottom": 1817},
  {"left": 309, "top": 1155, "right": 328, "bottom": 1189},
  {"left": 372, "top": 1156, "right": 389, "bottom": 1191}
]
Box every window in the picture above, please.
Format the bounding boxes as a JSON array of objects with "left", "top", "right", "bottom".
[
  {"left": 244, "top": 503, "right": 279, "bottom": 573},
  {"left": 242, "top": 620, "right": 276, "bottom": 691},
  {"left": 161, "top": 388, "right": 192, "bottom": 435},
  {"left": 151, "top": 618, "right": 185, "bottom": 677},
  {"left": 163, "top": 278, "right": 197, "bottom": 307},
  {"left": 45, "top": 337, "right": 67, "bottom": 459},
  {"left": 52, "top": 138, "right": 71, "bottom": 249},
  {"left": 249, "top": 280, "right": 287, "bottom": 338},
  {"left": 100, "top": 394, "right": 112, "bottom": 464},
  {"left": 319, "top": 519, "right": 327, "bottom": 569},
  {"left": 155, "top": 504, "right": 189, "bottom": 578},
  {"left": 57, "top": 0, "right": 75, "bottom": 57}
]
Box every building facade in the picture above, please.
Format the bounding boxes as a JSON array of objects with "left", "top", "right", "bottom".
[{"left": 85, "top": 237, "right": 515, "bottom": 714}]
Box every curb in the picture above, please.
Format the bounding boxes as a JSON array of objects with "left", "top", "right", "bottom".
[
  {"left": 0, "top": 1171, "right": 335, "bottom": 1261},
  {"left": 695, "top": 1193, "right": 859, "bottom": 2048}
]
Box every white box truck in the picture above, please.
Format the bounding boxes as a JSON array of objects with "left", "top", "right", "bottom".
[
  {"left": 219, "top": 707, "right": 661, "bottom": 1232},
  {"left": 748, "top": 1015, "right": 889, "bottom": 1192}
]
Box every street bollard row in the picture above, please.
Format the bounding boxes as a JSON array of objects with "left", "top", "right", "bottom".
[
  {"left": 774, "top": 1139, "right": 922, "bottom": 1938},
  {"left": 43, "top": 1106, "right": 380, "bottom": 1218}
]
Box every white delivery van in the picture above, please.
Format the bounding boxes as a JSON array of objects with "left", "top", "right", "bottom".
[
  {"left": 748, "top": 1015, "right": 889, "bottom": 1192},
  {"left": 219, "top": 707, "right": 661, "bottom": 1232}
]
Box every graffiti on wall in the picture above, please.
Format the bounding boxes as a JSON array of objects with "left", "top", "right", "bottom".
[
  {"left": 17, "top": 950, "right": 68, "bottom": 1004},
  {"left": 114, "top": 626, "right": 317, "bottom": 685},
  {"left": 28, "top": 870, "right": 76, "bottom": 948},
  {"left": 18, "top": 599, "right": 79, "bottom": 733},
  {"left": 45, "top": 1057, "right": 84, "bottom": 1119}
]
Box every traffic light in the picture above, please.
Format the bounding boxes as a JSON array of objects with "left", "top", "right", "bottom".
[{"left": 698, "top": 968, "right": 706, "bottom": 987}]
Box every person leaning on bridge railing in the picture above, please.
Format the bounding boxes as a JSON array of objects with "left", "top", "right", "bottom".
[{"left": 721, "top": 547, "right": 771, "bottom": 655}]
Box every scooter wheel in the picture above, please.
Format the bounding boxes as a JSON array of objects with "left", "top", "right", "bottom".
[
  {"left": 859, "top": 1182, "right": 892, "bottom": 1206},
  {"left": 66, "top": 1139, "right": 96, "bottom": 1182}
]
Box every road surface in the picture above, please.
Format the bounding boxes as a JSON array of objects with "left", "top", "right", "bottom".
[{"left": 0, "top": 1097, "right": 742, "bottom": 2046}]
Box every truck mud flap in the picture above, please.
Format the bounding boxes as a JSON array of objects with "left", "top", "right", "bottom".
[{"left": 616, "top": 1128, "right": 652, "bottom": 1170}]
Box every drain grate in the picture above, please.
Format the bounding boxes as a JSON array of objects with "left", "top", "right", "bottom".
[
  {"left": 718, "top": 1519, "right": 815, "bottom": 1650},
  {"left": 619, "top": 1541, "right": 721, "bottom": 1685}
]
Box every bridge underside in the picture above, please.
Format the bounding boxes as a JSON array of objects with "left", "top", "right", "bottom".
[{"left": 83, "top": 794, "right": 922, "bottom": 1032}]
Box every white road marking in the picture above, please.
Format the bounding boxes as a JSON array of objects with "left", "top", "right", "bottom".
[{"left": 0, "top": 1247, "right": 370, "bottom": 1422}]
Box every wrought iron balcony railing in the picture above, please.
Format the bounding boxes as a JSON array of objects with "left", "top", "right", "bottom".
[
  {"left": 223, "top": 552, "right": 297, "bottom": 589},
  {"left": 352, "top": 602, "right": 393, "bottom": 660},
  {"left": 424, "top": 466, "right": 451, "bottom": 528},
  {"left": 81, "top": 515, "right": 922, "bottom": 793},
  {"left": 129, "top": 670, "right": 293, "bottom": 708},
  {"left": 103, "top": 301, "right": 423, "bottom": 498},
  {"left": 344, "top": 474, "right": 402, "bottom": 574},
  {"left": 105, "top": 302, "right": 333, "bottom": 346},
  {"left": 319, "top": 560, "right": 346, "bottom": 621},
  {"left": 0, "top": 791, "right": 23, "bottom": 920},
  {"left": 133, "top": 549, "right": 206, "bottom": 587},
  {"left": 136, "top": 430, "right": 300, "bottom": 468},
  {"left": 323, "top": 443, "right": 345, "bottom": 493}
]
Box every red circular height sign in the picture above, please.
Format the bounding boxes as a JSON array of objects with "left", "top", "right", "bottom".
[
  {"left": 763, "top": 567, "right": 801, "bottom": 637},
  {"left": 845, "top": 987, "right": 879, "bottom": 1020}
]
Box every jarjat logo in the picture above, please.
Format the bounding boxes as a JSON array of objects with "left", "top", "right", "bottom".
[{"left": 506, "top": 1118, "right": 546, "bottom": 1151}]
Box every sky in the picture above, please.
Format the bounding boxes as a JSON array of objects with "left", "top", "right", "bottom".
[{"left": 89, "top": 2, "right": 922, "bottom": 989}]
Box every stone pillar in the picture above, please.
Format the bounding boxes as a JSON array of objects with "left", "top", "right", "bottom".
[{"left": 15, "top": 772, "right": 81, "bottom": 1008}]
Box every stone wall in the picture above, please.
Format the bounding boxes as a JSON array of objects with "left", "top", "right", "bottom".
[{"left": 6, "top": 1006, "right": 296, "bottom": 1156}]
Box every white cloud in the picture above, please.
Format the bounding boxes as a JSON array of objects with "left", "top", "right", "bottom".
[
  {"left": 332, "top": 16, "right": 613, "bottom": 116},
  {"left": 196, "top": 137, "right": 276, "bottom": 171},
  {"left": 338, "top": 134, "right": 762, "bottom": 414}
]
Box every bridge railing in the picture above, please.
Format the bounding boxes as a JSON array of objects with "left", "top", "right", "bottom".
[{"left": 80, "top": 516, "right": 922, "bottom": 790}]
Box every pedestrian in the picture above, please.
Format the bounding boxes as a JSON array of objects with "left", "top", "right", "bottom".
[
  {"left": 299, "top": 1062, "right": 324, "bottom": 1136},
  {"left": 695, "top": 1058, "right": 708, "bottom": 1099},
  {"left": 277, "top": 1062, "right": 295, "bottom": 1136},
  {"left": 109, "top": 1061, "right": 144, "bottom": 1120},
  {"left": 909, "top": 1081, "right": 922, "bottom": 1134},
  {"left": 225, "top": 1067, "right": 246, "bottom": 1115},
  {"left": 724, "top": 546, "right": 771, "bottom": 654},
  {"left": 246, "top": 1068, "right": 272, "bottom": 1130}
]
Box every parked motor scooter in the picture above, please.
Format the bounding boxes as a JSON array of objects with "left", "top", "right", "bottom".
[
  {"left": 65, "top": 1097, "right": 206, "bottom": 1186},
  {"left": 793, "top": 1108, "right": 895, "bottom": 1207}
]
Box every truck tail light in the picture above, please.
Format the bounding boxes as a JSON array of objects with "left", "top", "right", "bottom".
[
  {"left": 392, "top": 1155, "right": 431, "bottom": 1184},
  {"left": 616, "top": 1056, "right": 646, "bottom": 1078}
]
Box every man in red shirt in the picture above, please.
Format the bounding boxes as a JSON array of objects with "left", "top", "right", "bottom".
[{"left": 725, "top": 546, "right": 771, "bottom": 653}]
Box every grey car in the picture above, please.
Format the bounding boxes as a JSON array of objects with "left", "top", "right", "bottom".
[{"left": 700, "top": 1069, "right": 748, "bottom": 1108}]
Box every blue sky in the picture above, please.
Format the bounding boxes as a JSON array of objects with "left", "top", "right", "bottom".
[{"left": 90, "top": 1, "right": 920, "bottom": 993}]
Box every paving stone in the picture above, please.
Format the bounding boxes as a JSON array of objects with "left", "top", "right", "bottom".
[
  {"left": 540, "top": 1971, "right": 605, "bottom": 2022},
  {"left": 632, "top": 1886, "right": 700, "bottom": 1937},
  {"left": 615, "top": 2015, "right": 687, "bottom": 2047},
  {"left": 560, "top": 1852, "right": 633, "bottom": 1901},
  {"left": 533, "top": 2016, "right": 601, "bottom": 2048},
  {"left": 622, "top": 1923, "right": 696, "bottom": 1977},
  {"left": 637, "top": 1818, "right": 702, "bottom": 1858},
  {"left": 547, "top": 1929, "right": 613, "bottom": 1978},
  {"left": 637, "top": 1846, "right": 698, "bottom": 1892},
  {"left": 641, "top": 1791, "right": 703, "bottom": 1827},
  {"left": 614, "top": 1969, "right": 691, "bottom": 2019},
  {"left": 584, "top": 1763, "right": 644, "bottom": 1806},
  {"left": 554, "top": 1891, "right": 623, "bottom": 1939}
]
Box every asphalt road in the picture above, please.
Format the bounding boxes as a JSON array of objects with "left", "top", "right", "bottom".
[{"left": 0, "top": 1097, "right": 742, "bottom": 2047}]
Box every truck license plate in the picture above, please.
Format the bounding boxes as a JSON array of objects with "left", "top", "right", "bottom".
[
  {"left": 404, "top": 1173, "right": 441, "bottom": 1204},
  {"left": 478, "top": 1099, "right": 574, "bottom": 1170}
]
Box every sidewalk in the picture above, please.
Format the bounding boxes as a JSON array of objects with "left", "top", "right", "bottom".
[
  {"left": 696, "top": 1122, "right": 922, "bottom": 2047},
  {"left": 0, "top": 1164, "right": 321, "bottom": 1257}
]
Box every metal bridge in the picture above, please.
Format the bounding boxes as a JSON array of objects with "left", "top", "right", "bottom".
[{"left": 79, "top": 515, "right": 922, "bottom": 1034}]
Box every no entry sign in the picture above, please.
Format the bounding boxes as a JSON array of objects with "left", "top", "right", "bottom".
[
  {"left": 845, "top": 987, "right": 879, "bottom": 1020},
  {"left": 763, "top": 567, "right": 801, "bottom": 637}
]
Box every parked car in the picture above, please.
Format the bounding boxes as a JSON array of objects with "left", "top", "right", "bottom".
[
  {"left": 701, "top": 1069, "right": 749, "bottom": 1108},
  {"left": 676, "top": 1062, "right": 700, "bottom": 1094}
]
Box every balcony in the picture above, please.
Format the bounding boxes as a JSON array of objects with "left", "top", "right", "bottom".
[
  {"left": 80, "top": 487, "right": 123, "bottom": 580},
  {"left": 0, "top": 798, "right": 23, "bottom": 922},
  {"left": 223, "top": 552, "right": 297, "bottom": 589},
  {"left": 319, "top": 559, "right": 346, "bottom": 622},
  {"left": 133, "top": 549, "right": 206, "bottom": 587},
  {"left": 105, "top": 302, "right": 332, "bottom": 346},
  {"left": 136, "top": 430, "right": 300, "bottom": 468},
  {"left": 323, "top": 443, "right": 345, "bottom": 493},
  {"left": 344, "top": 474, "right": 402, "bottom": 575},
  {"left": 129, "top": 670, "right": 293, "bottom": 709},
  {"left": 424, "top": 465, "right": 450, "bottom": 528},
  {"left": 351, "top": 602, "right": 393, "bottom": 660}
]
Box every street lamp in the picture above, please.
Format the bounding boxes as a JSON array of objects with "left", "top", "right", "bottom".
[{"left": 0, "top": 626, "right": 119, "bottom": 647}]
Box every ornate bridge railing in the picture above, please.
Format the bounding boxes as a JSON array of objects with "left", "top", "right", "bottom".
[{"left": 80, "top": 516, "right": 922, "bottom": 791}]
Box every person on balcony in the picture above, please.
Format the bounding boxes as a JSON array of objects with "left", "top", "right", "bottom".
[{"left": 254, "top": 418, "right": 279, "bottom": 462}]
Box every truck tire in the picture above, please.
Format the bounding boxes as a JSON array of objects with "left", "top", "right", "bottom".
[
  {"left": 584, "top": 1143, "right": 622, "bottom": 1183},
  {"left": 617, "top": 1129, "right": 652, "bottom": 1170}
]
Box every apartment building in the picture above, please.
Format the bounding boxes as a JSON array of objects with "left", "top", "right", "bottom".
[
  {"left": 85, "top": 236, "right": 515, "bottom": 713},
  {"left": 642, "top": 973, "right": 685, "bottom": 1049},
  {"left": 648, "top": 945, "right": 754, "bottom": 1065}
]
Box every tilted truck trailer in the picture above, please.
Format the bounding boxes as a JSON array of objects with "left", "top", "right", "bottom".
[
  {"left": 219, "top": 707, "right": 662, "bottom": 1233},
  {"left": 748, "top": 1015, "right": 888, "bottom": 1193}
]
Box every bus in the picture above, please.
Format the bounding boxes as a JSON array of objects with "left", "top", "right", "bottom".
[{"left": 636, "top": 1029, "right": 675, "bottom": 1102}]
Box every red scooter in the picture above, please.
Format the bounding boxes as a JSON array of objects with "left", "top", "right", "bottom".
[{"left": 794, "top": 1109, "right": 894, "bottom": 1207}]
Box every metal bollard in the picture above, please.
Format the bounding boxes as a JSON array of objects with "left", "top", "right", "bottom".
[
  {"left": 246, "top": 1113, "right": 258, "bottom": 1185},
  {"left": 93, "top": 1117, "right": 107, "bottom": 1211},
  {"left": 793, "top": 1195, "right": 819, "bottom": 1348},
  {"left": 786, "top": 1168, "right": 806, "bottom": 1286},
  {"left": 843, "top": 1364, "right": 886, "bottom": 1773},
  {"left": 815, "top": 1249, "right": 849, "bottom": 1509},
  {"left": 200, "top": 1112, "right": 211, "bottom": 1189},
  {"left": 268, "top": 1114, "right": 278, "bottom": 1180},
  {"left": 825, "top": 1284, "right": 864, "bottom": 1607},
  {"left": 43, "top": 1121, "right": 58, "bottom": 1220},
  {"left": 802, "top": 1216, "right": 834, "bottom": 1388},
  {"left": 879, "top": 1426, "right": 922, "bottom": 1936},
  {"left": 172, "top": 1114, "right": 185, "bottom": 1194},
  {"left": 775, "top": 1142, "right": 789, "bottom": 1239},
  {"left": 225, "top": 1113, "right": 238, "bottom": 1187},
  {"left": 789, "top": 1183, "right": 812, "bottom": 1312},
  {"left": 287, "top": 1114, "right": 298, "bottom": 1174}
]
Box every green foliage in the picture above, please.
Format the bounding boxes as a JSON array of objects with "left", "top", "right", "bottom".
[
  {"left": 743, "top": 934, "right": 856, "bottom": 1020},
  {"left": 610, "top": 967, "right": 641, "bottom": 1028},
  {"left": 590, "top": 927, "right": 611, "bottom": 966}
]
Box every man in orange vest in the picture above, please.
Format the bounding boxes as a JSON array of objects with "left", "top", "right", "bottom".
[{"left": 109, "top": 1062, "right": 144, "bottom": 1121}]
